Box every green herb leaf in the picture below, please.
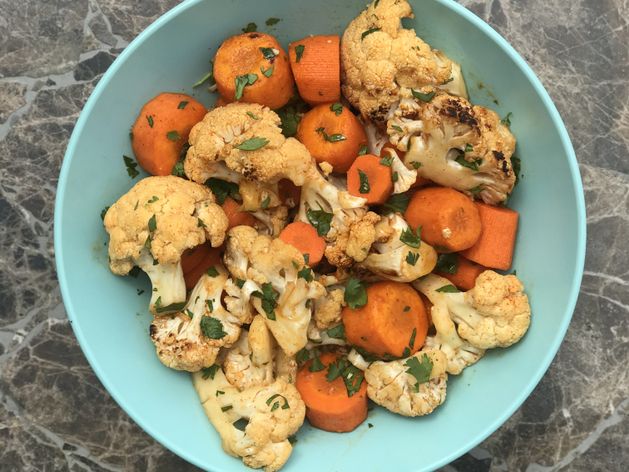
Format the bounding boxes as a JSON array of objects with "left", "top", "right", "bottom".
[
  {"left": 361, "top": 27, "right": 380, "bottom": 40},
  {"left": 235, "top": 278, "right": 246, "bottom": 289},
  {"left": 326, "top": 357, "right": 349, "bottom": 382},
  {"left": 435, "top": 253, "right": 459, "bottom": 274},
  {"left": 378, "top": 192, "right": 410, "bottom": 214},
  {"left": 342, "top": 364, "right": 365, "bottom": 397},
  {"left": 246, "top": 111, "right": 260, "bottom": 120},
  {"left": 411, "top": 89, "right": 436, "bottom": 102},
  {"left": 391, "top": 171, "right": 399, "bottom": 183},
  {"left": 201, "top": 364, "right": 220, "bottom": 379},
  {"left": 178, "top": 100, "right": 189, "bottom": 109},
  {"left": 400, "top": 226, "right": 421, "bottom": 248},
  {"left": 200, "top": 316, "right": 227, "bottom": 339},
  {"left": 465, "top": 143, "right": 473, "bottom": 153},
  {"left": 326, "top": 324, "right": 345, "bottom": 340},
  {"left": 441, "top": 76, "right": 454, "bottom": 84},
  {"left": 261, "top": 65, "right": 274, "bottom": 77},
  {"left": 193, "top": 63, "right": 215, "bottom": 88},
  {"left": 123, "top": 155, "right": 139, "bottom": 179},
  {"left": 296, "top": 348, "right": 310, "bottom": 364},
  {"left": 216, "top": 390, "right": 225, "bottom": 396},
  {"left": 197, "top": 218, "right": 206, "bottom": 228},
  {"left": 261, "top": 195, "right": 271, "bottom": 209},
  {"left": 436, "top": 284, "right": 460, "bottom": 293},
  {"left": 251, "top": 283, "right": 279, "bottom": 320},
  {"left": 166, "top": 130, "right": 181, "bottom": 142},
  {"left": 233, "top": 418, "right": 248, "bottom": 431},
  {"left": 405, "top": 354, "right": 433, "bottom": 392},
  {"left": 259, "top": 47, "right": 278, "bottom": 60},
  {"left": 297, "top": 266, "right": 313, "bottom": 282},
  {"left": 100, "top": 206, "right": 110, "bottom": 221},
  {"left": 330, "top": 102, "right": 343, "bottom": 116},
  {"left": 206, "top": 178, "right": 240, "bottom": 204},
  {"left": 236, "top": 136, "right": 269, "bottom": 151},
  {"left": 391, "top": 124, "right": 403, "bottom": 133},
  {"left": 358, "top": 144, "right": 368, "bottom": 155},
  {"left": 309, "top": 355, "right": 325, "bottom": 372},
  {"left": 206, "top": 299, "right": 214, "bottom": 313},
  {"left": 294, "top": 44, "right": 305, "bottom": 63},
  {"left": 146, "top": 115, "right": 154, "bottom": 127},
  {"left": 234, "top": 73, "right": 258, "bottom": 100},
  {"left": 306, "top": 208, "right": 333, "bottom": 236},
  {"left": 147, "top": 196, "right": 159, "bottom": 204},
  {"left": 411, "top": 161, "right": 422, "bottom": 169},
  {"left": 242, "top": 22, "right": 257, "bottom": 33},
  {"left": 276, "top": 95, "right": 309, "bottom": 137},
  {"left": 358, "top": 169, "right": 370, "bottom": 194},
  {"left": 266, "top": 393, "right": 290, "bottom": 412},
  {"left": 406, "top": 251, "right": 419, "bottom": 266},
  {"left": 265, "top": 17, "right": 281, "bottom": 26},
  {"left": 316, "top": 127, "right": 346, "bottom": 142},
  {"left": 501, "top": 112, "right": 512, "bottom": 127},
  {"left": 455, "top": 154, "right": 482, "bottom": 171},
  {"left": 403, "top": 305, "right": 411, "bottom": 312},
  {"left": 380, "top": 155, "right": 393, "bottom": 166},
  {"left": 345, "top": 278, "right": 367, "bottom": 309},
  {"left": 171, "top": 158, "right": 185, "bottom": 177},
  {"left": 147, "top": 214, "right": 157, "bottom": 232},
  {"left": 221, "top": 405, "right": 233, "bottom": 412},
  {"left": 206, "top": 266, "right": 219, "bottom": 277},
  {"left": 402, "top": 347, "right": 411, "bottom": 358},
  {"left": 409, "top": 328, "right": 417, "bottom": 349}
]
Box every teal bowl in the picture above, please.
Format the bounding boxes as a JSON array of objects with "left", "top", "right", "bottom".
[{"left": 54, "top": 0, "right": 586, "bottom": 470}]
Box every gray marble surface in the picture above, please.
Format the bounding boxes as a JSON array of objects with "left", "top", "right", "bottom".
[{"left": 0, "top": 0, "right": 627, "bottom": 470}]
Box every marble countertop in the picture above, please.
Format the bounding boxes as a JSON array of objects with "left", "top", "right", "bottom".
[{"left": 0, "top": 0, "right": 627, "bottom": 470}]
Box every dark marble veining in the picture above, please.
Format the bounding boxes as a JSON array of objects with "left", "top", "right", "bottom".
[{"left": 0, "top": 0, "right": 627, "bottom": 471}]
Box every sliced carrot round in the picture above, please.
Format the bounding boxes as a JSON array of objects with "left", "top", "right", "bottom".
[
  {"left": 221, "top": 197, "right": 257, "bottom": 229},
  {"left": 279, "top": 222, "right": 326, "bottom": 266},
  {"left": 346, "top": 154, "right": 393, "bottom": 205}
]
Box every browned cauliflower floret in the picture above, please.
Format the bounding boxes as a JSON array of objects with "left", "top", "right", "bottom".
[
  {"left": 388, "top": 94, "right": 517, "bottom": 204},
  {"left": 324, "top": 210, "right": 381, "bottom": 268},
  {"left": 149, "top": 267, "right": 249, "bottom": 372},
  {"left": 193, "top": 367, "right": 305, "bottom": 472},
  {"left": 185, "top": 103, "right": 315, "bottom": 186},
  {"left": 364, "top": 348, "right": 448, "bottom": 416},
  {"left": 341, "top": 0, "right": 464, "bottom": 124},
  {"left": 223, "top": 226, "right": 326, "bottom": 356},
  {"left": 103, "top": 176, "right": 228, "bottom": 313},
  {"left": 313, "top": 287, "right": 345, "bottom": 329},
  {"left": 447, "top": 270, "right": 531, "bottom": 349}
]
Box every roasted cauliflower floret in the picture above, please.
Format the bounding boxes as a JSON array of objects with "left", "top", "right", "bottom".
[
  {"left": 185, "top": 102, "right": 315, "bottom": 186},
  {"left": 413, "top": 274, "right": 485, "bottom": 374},
  {"left": 357, "top": 213, "right": 437, "bottom": 282},
  {"left": 251, "top": 205, "right": 289, "bottom": 237},
  {"left": 193, "top": 367, "right": 305, "bottom": 472},
  {"left": 313, "top": 286, "right": 345, "bottom": 329},
  {"left": 103, "top": 176, "right": 228, "bottom": 313},
  {"left": 387, "top": 94, "right": 517, "bottom": 204},
  {"left": 341, "top": 0, "right": 465, "bottom": 124},
  {"left": 149, "top": 267, "right": 248, "bottom": 371},
  {"left": 446, "top": 270, "right": 531, "bottom": 349},
  {"left": 364, "top": 348, "right": 448, "bottom": 416},
  {"left": 296, "top": 169, "right": 382, "bottom": 268},
  {"left": 224, "top": 226, "right": 326, "bottom": 356}
]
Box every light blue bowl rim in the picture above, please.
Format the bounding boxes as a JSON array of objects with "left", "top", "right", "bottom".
[{"left": 54, "top": 0, "right": 587, "bottom": 470}]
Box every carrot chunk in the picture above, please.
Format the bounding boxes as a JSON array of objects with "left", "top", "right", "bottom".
[{"left": 288, "top": 36, "right": 340, "bottom": 106}]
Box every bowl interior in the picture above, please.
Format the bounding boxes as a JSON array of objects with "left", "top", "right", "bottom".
[{"left": 55, "top": 0, "right": 585, "bottom": 470}]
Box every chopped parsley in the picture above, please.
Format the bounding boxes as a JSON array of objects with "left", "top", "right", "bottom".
[
  {"left": 512, "top": 155, "right": 522, "bottom": 186},
  {"left": 177, "top": 100, "right": 189, "bottom": 109},
  {"left": 294, "top": 44, "right": 305, "bottom": 62},
  {"left": 266, "top": 394, "right": 290, "bottom": 412},
  {"left": 200, "top": 316, "right": 227, "bottom": 339},
  {"left": 326, "top": 357, "right": 349, "bottom": 382},
  {"left": 251, "top": 283, "right": 279, "bottom": 320},
  {"left": 234, "top": 73, "right": 258, "bottom": 100},
  {"left": 436, "top": 284, "right": 460, "bottom": 293},
  {"left": 465, "top": 143, "right": 474, "bottom": 153},
  {"left": 326, "top": 324, "right": 345, "bottom": 340},
  {"left": 391, "top": 124, "right": 403, "bottom": 133},
  {"left": 147, "top": 214, "right": 157, "bottom": 232},
  {"left": 316, "top": 127, "right": 346, "bottom": 142},
  {"left": 201, "top": 364, "right": 220, "bottom": 379},
  {"left": 469, "top": 185, "right": 484, "bottom": 196},
  {"left": 206, "top": 266, "right": 219, "bottom": 277},
  {"left": 221, "top": 405, "right": 233, "bottom": 412},
  {"left": 306, "top": 207, "right": 333, "bottom": 236},
  {"left": 259, "top": 47, "right": 278, "bottom": 60},
  {"left": 455, "top": 154, "right": 482, "bottom": 171},
  {"left": 435, "top": 253, "right": 459, "bottom": 274},
  {"left": 378, "top": 192, "right": 410, "bottom": 214},
  {"left": 100, "top": 206, "right": 109, "bottom": 221},
  {"left": 405, "top": 354, "right": 433, "bottom": 392},
  {"left": 297, "top": 266, "right": 313, "bottom": 282},
  {"left": 342, "top": 365, "right": 365, "bottom": 397},
  {"left": 400, "top": 226, "right": 422, "bottom": 248},
  {"left": 146, "top": 115, "right": 154, "bottom": 127},
  {"left": 309, "top": 355, "right": 325, "bottom": 372},
  {"left": 344, "top": 278, "right": 367, "bottom": 309},
  {"left": 358, "top": 169, "right": 370, "bottom": 194},
  {"left": 265, "top": 17, "right": 281, "bottom": 26},
  {"left": 241, "top": 22, "right": 257, "bottom": 33},
  {"left": 193, "top": 62, "right": 215, "bottom": 88},
  {"left": 330, "top": 102, "right": 343, "bottom": 116},
  {"left": 236, "top": 136, "right": 269, "bottom": 151},
  {"left": 206, "top": 299, "right": 214, "bottom": 313},
  {"left": 380, "top": 155, "right": 393, "bottom": 166},
  {"left": 411, "top": 161, "right": 422, "bottom": 169},
  {"left": 358, "top": 144, "right": 368, "bottom": 155},
  {"left": 411, "top": 89, "right": 436, "bottom": 102},
  {"left": 235, "top": 278, "right": 246, "bottom": 288},
  {"left": 261, "top": 195, "right": 271, "bottom": 209},
  {"left": 391, "top": 171, "right": 399, "bottom": 183},
  {"left": 406, "top": 251, "right": 419, "bottom": 266},
  {"left": 206, "top": 178, "right": 240, "bottom": 204},
  {"left": 276, "top": 95, "right": 308, "bottom": 137},
  {"left": 261, "top": 65, "right": 274, "bottom": 77},
  {"left": 123, "top": 155, "right": 139, "bottom": 179},
  {"left": 361, "top": 27, "right": 380, "bottom": 40},
  {"left": 166, "top": 130, "right": 181, "bottom": 141},
  {"left": 246, "top": 111, "right": 260, "bottom": 120},
  {"left": 501, "top": 112, "right": 512, "bottom": 127}
]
